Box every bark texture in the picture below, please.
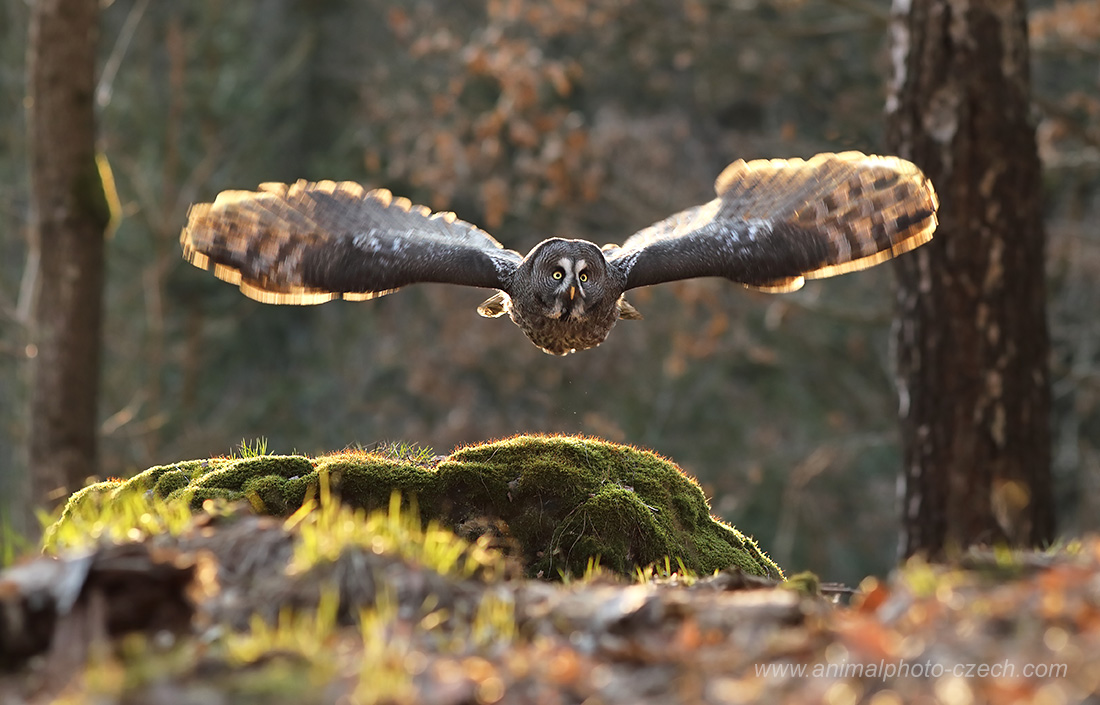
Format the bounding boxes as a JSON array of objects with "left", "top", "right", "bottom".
[
  {"left": 26, "top": 0, "right": 108, "bottom": 508},
  {"left": 886, "top": 0, "right": 1054, "bottom": 556}
]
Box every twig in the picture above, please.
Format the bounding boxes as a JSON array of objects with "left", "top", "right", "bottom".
[{"left": 96, "top": 0, "right": 150, "bottom": 108}]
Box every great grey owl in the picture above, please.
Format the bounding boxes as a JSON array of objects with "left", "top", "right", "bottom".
[{"left": 180, "top": 151, "right": 937, "bottom": 355}]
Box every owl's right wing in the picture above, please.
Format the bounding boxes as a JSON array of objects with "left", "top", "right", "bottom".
[
  {"left": 604, "top": 152, "right": 937, "bottom": 293},
  {"left": 181, "top": 180, "right": 522, "bottom": 304}
]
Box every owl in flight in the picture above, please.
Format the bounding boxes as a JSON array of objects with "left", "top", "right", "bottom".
[{"left": 181, "top": 151, "right": 937, "bottom": 355}]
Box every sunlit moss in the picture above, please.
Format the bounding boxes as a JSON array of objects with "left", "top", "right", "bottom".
[
  {"left": 43, "top": 483, "right": 193, "bottom": 553},
  {"left": 128, "top": 459, "right": 226, "bottom": 495},
  {"left": 782, "top": 570, "right": 822, "bottom": 596},
  {"left": 48, "top": 434, "right": 783, "bottom": 579},
  {"left": 440, "top": 435, "right": 783, "bottom": 579},
  {"left": 188, "top": 455, "right": 315, "bottom": 494},
  {"left": 153, "top": 469, "right": 190, "bottom": 497}
]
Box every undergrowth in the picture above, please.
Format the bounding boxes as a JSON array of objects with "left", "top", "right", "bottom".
[
  {"left": 287, "top": 479, "right": 505, "bottom": 580},
  {"left": 39, "top": 477, "right": 516, "bottom": 704},
  {"left": 42, "top": 485, "right": 194, "bottom": 554}
]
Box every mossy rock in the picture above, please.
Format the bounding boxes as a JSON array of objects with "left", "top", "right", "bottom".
[{"left": 53, "top": 435, "right": 783, "bottom": 580}]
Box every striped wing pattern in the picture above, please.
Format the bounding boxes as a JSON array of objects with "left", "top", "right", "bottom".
[
  {"left": 181, "top": 180, "right": 521, "bottom": 305},
  {"left": 608, "top": 152, "right": 937, "bottom": 293}
]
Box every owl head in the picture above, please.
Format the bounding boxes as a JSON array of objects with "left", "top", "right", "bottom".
[
  {"left": 521, "top": 238, "right": 612, "bottom": 321},
  {"left": 474, "top": 237, "right": 633, "bottom": 354},
  {"left": 473, "top": 237, "right": 627, "bottom": 354}
]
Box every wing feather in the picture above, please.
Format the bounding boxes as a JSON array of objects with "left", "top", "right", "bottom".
[
  {"left": 606, "top": 152, "right": 937, "bottom": 292},
  {"left": 180, "top": 180, "right": 521, "bottom": 304}
]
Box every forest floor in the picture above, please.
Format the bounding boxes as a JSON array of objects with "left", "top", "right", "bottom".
[
  {"left": 2, "top": 503, "right": 1098, "bottom": 704},
  {"left": 2, "top": 440, "right": 1097, "bottom": 703}
]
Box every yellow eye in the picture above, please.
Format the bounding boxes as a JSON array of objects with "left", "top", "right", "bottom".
[
  {"left": 579, "top": 272, "right": 588, "bottom": 282},
  {"left": 552, "top": 270, "right": 564, "bottom": 280}
]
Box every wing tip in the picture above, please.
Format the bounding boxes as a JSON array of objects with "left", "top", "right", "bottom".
[
  {"left": 714, "top": 150, "right": 933, "bottom": 196},
  {"left": 239, "top": 280, "right": 342, "bottom": 305},
  {"left": 342, "top": 288, "right": 398, "bottom": 301},
  {"left": 179, "top": 250, "right": 356, "bottom": 306},
  {"left": 181, "top": 246, "right": 212, "bottom": 271},
  {"left": 745, "top": 276, "right": 806, "bottom": 293},
  {"left": 804, "top": 215, "right": 936, "bottom": 281}
]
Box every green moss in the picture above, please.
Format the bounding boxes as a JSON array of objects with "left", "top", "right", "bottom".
[
  {"left": 50, "top": 479, "right": 125, "bottom": 532},
  {"left": 283, "top": 474, "right": 316, "bottom": 510},
  {"left": 783, "top": 570, "right": 822, "bottom": 596},
  {"left": 440, "top": 435, "right": 782, "bottom": 579},
  {"left": 43, "top": 481, "right": 193, "bottom": 553},
  {"left": 191, "top": 455, "right": 316, "bottom": 493},
  {"left": 550, "top": 485, "right": 663, "bottom": 577},
  {"left": 49, "top": 435, "right": 782, "bottom": 580},
  {"left": 317, "top": 455, "right": 439, "bottom": 515},
  {"left": 242, "top": 474, "right": 291, "bottom": 514},
  {"left": 153, "top": 469, "right": 190, "bottom": 498},
  {"left": 129, "top": 459, "right": 232, "bottom": 495},
  {"left": 169, "top": 486, "right": 243, "bottom": 511}
]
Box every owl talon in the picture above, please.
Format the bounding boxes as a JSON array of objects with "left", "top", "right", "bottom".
[{"left": 476, "top": 291, "right": 509, "bottom": 318}]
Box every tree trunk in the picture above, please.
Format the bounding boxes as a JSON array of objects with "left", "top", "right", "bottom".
[
  {"left": 885, "top": 0, "right": 1054, "bottom": 557},
  {"left": 26, "top": 0, "right": 108, "bottom": 511}
]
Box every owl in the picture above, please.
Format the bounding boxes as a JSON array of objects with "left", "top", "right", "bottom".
[{"left": 180, "top": 151, "right": 937, "bottom": 355}]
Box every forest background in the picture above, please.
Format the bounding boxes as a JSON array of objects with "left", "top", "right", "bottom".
[{"left": 0, "top": 0, "right": 1096, "bottom": 586}]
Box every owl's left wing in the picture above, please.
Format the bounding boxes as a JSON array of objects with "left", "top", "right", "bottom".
[
  {"left": 181, "top": 180, "right": 522, "bottom": 304},
  {"left": 604, "top": 152, "right": 937, "bottom": 293}
]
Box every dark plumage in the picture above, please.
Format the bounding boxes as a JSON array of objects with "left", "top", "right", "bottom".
[{"left": 181, "top": 151, "right": 937, "bottom": 355}]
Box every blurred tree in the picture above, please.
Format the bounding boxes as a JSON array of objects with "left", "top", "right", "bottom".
[
  {"left": 886, "top": 0, "right": 1054, "bottom": 556},
  {"left": 25, "top": 0, "right": 109, "bottom": 518}
]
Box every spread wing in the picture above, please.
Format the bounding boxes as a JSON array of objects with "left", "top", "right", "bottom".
[
  {"left": 180, "top": 180, "right": 522, "bottom": 304},
  {"left": 605, "top": 152, "right": 937, "bottom": 293}
]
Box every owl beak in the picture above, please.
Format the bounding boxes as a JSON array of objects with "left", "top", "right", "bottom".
[{"left": 569, "top": 286, "right": 576, "bottom": 301}]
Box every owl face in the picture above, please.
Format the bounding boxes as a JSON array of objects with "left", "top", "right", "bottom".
[{"left": 528, "top": 239, "right": 610, "bottom": 321}]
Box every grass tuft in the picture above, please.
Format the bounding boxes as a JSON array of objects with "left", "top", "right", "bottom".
[
  {"left": 354, "top": 592, "right": 417, "bottom": 704},
  {"left": 224, "top": 587, "right": 342, "bottom": 669},
  {"left": 375, "top": 440, "right": 436, "bottom": 465},
  {"left": 236, "top": 437, "right": 270, "bottom": 459},
  {"left": 288, "top": 481, "right": 503, "bottom": 581}
]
